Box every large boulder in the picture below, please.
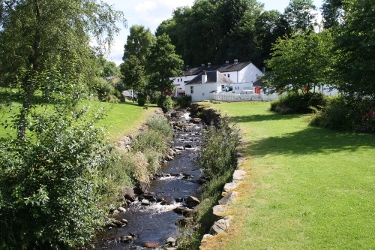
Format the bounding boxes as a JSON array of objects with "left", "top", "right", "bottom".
[{"left": 186, "top": 196, "right": 200, "bottom": 208}]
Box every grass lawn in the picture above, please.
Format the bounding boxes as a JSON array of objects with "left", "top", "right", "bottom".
[
  {"left": 200, "top": 101, "right": 375, "bottom": 250},
  {"left": 0, "top": 88, "right": 157, "bottom": 142}
]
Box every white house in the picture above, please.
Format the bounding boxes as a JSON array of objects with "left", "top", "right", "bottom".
[
  {"left": 185, "top": 70, "right": 233, "bottom": 102},
  {"left": 171, "top": 60, "right": 264, "bottom": 98}
]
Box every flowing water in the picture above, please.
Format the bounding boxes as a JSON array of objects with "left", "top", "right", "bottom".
[{"left": 94, "top": 112, "right": 203, "bottom": 249}]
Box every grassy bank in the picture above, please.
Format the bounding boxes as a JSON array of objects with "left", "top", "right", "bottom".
[
  {"left": 200, "top": 101, "right": 375, "bottom": 249},
  {"left": 0, "top": 90, "right": 157, "bottom": 141}
]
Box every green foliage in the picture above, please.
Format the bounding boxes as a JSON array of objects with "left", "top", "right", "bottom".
[
  {"left": 333, "top": 0, "right": 375, "bottom": 99},
  {"left": 147, "top": 34, "right": 183, "bottom": 94},
  {"left": 310, "top": 96, "right": 375, "bottom": 132},
  {"left": 175, "top": 95, "right": 192, "bottom": 109},
  {"left": 146, "top": 115, "right": 173, "bottom": 138},
  {"left": 137, "top": 96, "right": 147, "bottom": 106},
  {"left": 95, "top": 77, "right": 119, "bottom": 102},
  {"left": 130, "top": 115, "right": 173, "bottom": 175},
  {"left": 156, "top": 95, "right": 175, "bottom": 113},
  {"left": 177, "top": 115, "right": 240, "bottom": 249},
  {"left": 271, "top": 92, "right": 327, "bottom": 114},
  {"left": 283, "top": 0, "right": 317, "bottom": 32},
  {"left": 199, "top": 117, "right": 240, "bottom": 179},
  {"left": 0, "top": 108, "right": 114, "bottom": 249},
  {"left": 156, "top": 0, "right": 283, "bottom": 68},
  {"left": 265, "top": 31, "right": 334, "bottom": 93}
]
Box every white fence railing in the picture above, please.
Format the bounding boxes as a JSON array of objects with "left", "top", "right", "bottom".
[{"left": 213, "top": 93, "right": 278, "bottom": 102}]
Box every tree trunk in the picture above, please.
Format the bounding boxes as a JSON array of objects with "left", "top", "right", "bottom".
[{"left": 17, "top": 0, "right": 41, "bottom": 141}]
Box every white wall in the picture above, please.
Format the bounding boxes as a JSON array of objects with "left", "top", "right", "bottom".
[
  {"left": 185, "top": 83, "right": 221, "bottom": 102},
  {"left": 238, "top": 63, "right": 264, "bottom": 83},
  {"left": 170, "top": 75, "right": 197, "bottom": 96},
  {"left": 222, "top": 63, "right": 263, "bottom": 83}
]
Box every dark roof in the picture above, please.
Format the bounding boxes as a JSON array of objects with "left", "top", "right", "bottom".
[
  {"left": 184, "top": 61, "right": 252, "bottom": 76},
  {"left": 185, "top": 71, "right": 234, "bottom": 85},
  {"left": 253, "top": 78, "right": 265, "bottom": 87}
]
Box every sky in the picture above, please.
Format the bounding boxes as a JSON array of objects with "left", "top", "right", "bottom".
[{"left": 104, "top": 0, "right": 324, "bottom": 65}]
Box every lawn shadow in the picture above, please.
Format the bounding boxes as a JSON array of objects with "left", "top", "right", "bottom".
[
  {"left": 248, "top": 126, "right": 375, "bottom": 157},
  {"left": 230, "top": 113, "right": 301, "bottom": 123}
]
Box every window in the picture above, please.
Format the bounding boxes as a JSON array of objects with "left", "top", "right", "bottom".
[
  {"left": 190, "top": 86, "right": 194, "bottom": 94},
  {"left": 228, "top": 74, "right": 230, "bottom": 78},
  {"left": 177, "top": 79, "right": 179, "bottom": 82}
]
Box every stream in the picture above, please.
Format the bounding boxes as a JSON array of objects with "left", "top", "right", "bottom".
[{"left": 94, "top": 111, "right": 203, "bottom": 249}]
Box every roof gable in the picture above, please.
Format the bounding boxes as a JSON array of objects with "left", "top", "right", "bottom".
[
  {"left": 185, "top": 70, "right": 234, "bottom": 85},
  {"left": 184, "top": 61, "right": 253, "bottom": 76}
]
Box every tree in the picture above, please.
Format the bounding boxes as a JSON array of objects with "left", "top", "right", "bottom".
[
  {"left": 147, "top": 34, "right": 183, "bottom": 95},
  {"left": 255, "top": 10, "right": 292, "bottom": 68},
  {"left": 0, "top": 0, "right": 125, "bottom": 141},
  {"left": 283, "top": 0, "right": 317, "bottom": 33},
  {"left": 123, "top": 25, "right": 155, "bottom": 64},
  {"left": 265, "top": 31, "right": 333, "bottom": 93},
  {"left": 321, "top": 0, "right": 344, "bottom": 29},
  {"left": 120, "top": 55, "right": 147, "bottom": 97},
  {"left": 333, "top": 0, "right": 375, "bottom": 100}
]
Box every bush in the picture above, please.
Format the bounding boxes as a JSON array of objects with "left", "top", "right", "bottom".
[
  {"left": 310, "top": 96, "right": 375, "bottom": 132},
  {"left": 146, "top": 115, "right": 173, "bottom": 138},
  {"left": 157, "top": 95, "right": 174, "bottom": 113},
  {"left": 176, "top": 95, "right": 192, "bottom": 108},
  {"left": 0, "top": 109, "right": 113, "bottom": 249},
  {"left": 271, "top": 92, "right": 326, "bottom": 114},
  {"left": 137, "top": 96, "right": 147, "bottom": 106},
  {"left": 199, "top": 117, "right": 240, "bottom": 178}
]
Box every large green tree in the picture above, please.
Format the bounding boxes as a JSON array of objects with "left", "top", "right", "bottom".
[
  {"left": 321, "top": 0, "right": 344, "bottom": 29},
  {"left": 265, "top": 31, "right": 333, "bottom": 93},
  {"left": 147, "top": 34, "right": 183, "bottom": 95},
  {"left": 283, "top": 0, "right": 317, "bottom": 33},
  {"left": 333, "top": 0, "right": 375, "bottom": 99},
  {"left": 0, "top": 0, "right": 125, "bottom": 141}
]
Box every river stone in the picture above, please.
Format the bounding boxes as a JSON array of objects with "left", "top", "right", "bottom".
[
  {"left": 219, "top": 192, "right": 238, "bottom": 205},
  {"left": 135, "top": 181, "right": 150, "bottom": 194},
  {"left": 124, "top": 186, "right": 136, "bottom": 201},
  {"left": 143, "top": 241, "right": 160, "bottom": 248},
  {"left": 161, "top": 199, "right": 172, "bottom": 205},
  {"left": 118, "top": 206, "right": 126, "bottom": 213},
  {"left": 233, "top": 170, "right": 246, "bottom": 181},
  {"left": 166, "top": 237, "right": 176, "bottom": 247},
  {"left": 186, "top": 196, "right": 200, "bottom": 208},
  {"left": 120, "top": 235, "right": 133, "bottom": 242},
  {"left": 209, "top": 216, "right": 233, "bottom": 235},
  {"left": 223, "top": 181, "right": 241, "bottom": 192},
  {"left": 141, "top": 199, "right": 150, "bottom": 206},
  {"left": 212, "top": 205, "right": 227, "bottom": 217}
]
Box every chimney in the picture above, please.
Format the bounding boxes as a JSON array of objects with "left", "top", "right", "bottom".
[
  {"left": 208, "top": 62, "right": 211, "bottom": 67},
  {"left": 202, "top": 70, "right": 207, "bottom": 83},
  {"left": 234, "top": 59, "right": 238, "bottom": 64}
]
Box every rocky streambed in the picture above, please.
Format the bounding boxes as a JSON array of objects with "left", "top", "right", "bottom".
[{"left": 94, "top": 110, "right": 206, "bottom": 249}]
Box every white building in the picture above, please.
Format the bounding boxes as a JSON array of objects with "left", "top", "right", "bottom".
[
  {"left": 171, "top": 60, "right": 264, "bottom": 99},
  {"left": 185, "top": 70, "right": 233, "bottom": 102}
]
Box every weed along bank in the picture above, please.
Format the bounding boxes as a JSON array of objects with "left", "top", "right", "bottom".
[{"left": 92, "top": 105, "right": 243, "bottom": 249}]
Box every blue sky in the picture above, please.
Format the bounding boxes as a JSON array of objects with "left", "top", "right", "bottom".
[{"left": 104, "top": 0, "right": 323, "bottom": 65}]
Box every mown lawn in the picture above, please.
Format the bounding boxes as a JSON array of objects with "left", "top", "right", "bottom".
[
  {"left": 0, "top": 88, "right": 157, "bottom": 142},
  {"left": 200, "top": 101, "right": 375, "bottom": 250}
]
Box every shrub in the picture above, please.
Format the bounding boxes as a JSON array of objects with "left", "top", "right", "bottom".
[
  {"left": 271, "top": 92, "right": 326, "bottom": 114},
  {"left": 176, "top": 95, "right": 192, "bottom": 108},
  {"left": 0, "top": 109, "right": 113, "bottom": 249},
  {"left": 137, "top": 96, "right": 147, "bottom": 106},
  {"left": 157, "top": 95, "right": 174, "bottom": 113},
  {"left": 146, "top": 115, "right": 173, "bottom": 138},
  {"left": 310, "top": 96, "right": 375, "bottom": 132},
  {"left": 199, "top": 117, "right": 240, "bottom": 178}
]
